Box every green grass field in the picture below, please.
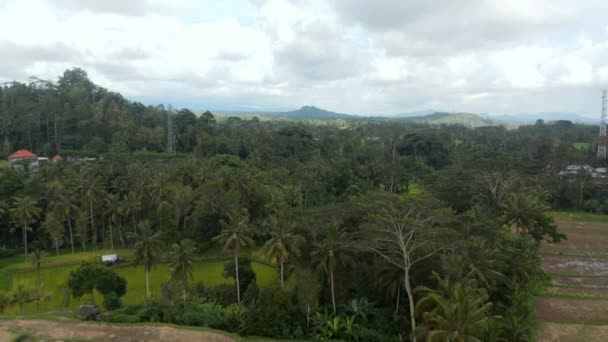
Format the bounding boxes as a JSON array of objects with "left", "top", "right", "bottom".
[
  {"left": 549, "top": 211, "right": 608, "bottom": 223},
  {"left": 572, "top": 142, "right": 591, "bottom": 151},
  {"left": 0, "top": 250, "right": 277, "bottom": 314},
  {"left": 0, "top": 160, "right": 7, "bottom": 169}
]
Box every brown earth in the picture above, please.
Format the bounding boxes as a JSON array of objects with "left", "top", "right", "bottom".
[
  {"left": 0, "top": 319, "right": 237, "bottom": 342},
  {"left": 544, "top": 286, "right": 608, "bottom": 298},
  {"left": 537, "top": 322, "right": 608, "bottom": 342},
  {"left": 536, "top": 219, "right": 608, "bottom": 341}
]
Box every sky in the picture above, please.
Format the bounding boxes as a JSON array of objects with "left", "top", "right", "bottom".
[{"left": 1, "top": 0, "right": 608, "bottom": 117}]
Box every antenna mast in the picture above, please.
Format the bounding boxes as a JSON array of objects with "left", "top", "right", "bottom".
[
  {"left": 598, "top": 90, "right": 607, "bottom": 159},
  {"left": 167, "top": 105, "right": 175, "bottom": 154}
]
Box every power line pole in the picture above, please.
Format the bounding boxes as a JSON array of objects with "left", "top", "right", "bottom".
[
  {"left": 167, "top": 105, "right": 175, "bottom": 154},
  {"left": 598, "top": 90, "right": 607, "bottom": 160}
]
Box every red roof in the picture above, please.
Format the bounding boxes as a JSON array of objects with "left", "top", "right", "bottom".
[
  {"left": 52, "top": 155, "right": 63, "bottom": 161},
  {"left": 8, "top": 149, "right": 37, "bottom": 159}
]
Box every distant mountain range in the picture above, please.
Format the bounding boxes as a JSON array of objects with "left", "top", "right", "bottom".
[{"left": 214, "top": 106, "right": 599, "bottom": 127}]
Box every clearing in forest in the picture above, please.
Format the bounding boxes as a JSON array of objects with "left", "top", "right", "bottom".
[{"left": 536, "top": 218, "right": 608, "bottom": 341}]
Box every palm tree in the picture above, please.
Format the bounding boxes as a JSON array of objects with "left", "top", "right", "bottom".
[
  {"left": 416, "top": 277, "right": 494, "bottom": 342},
  {"left": 214, "top": 209, "right": 254, "bottom": 304},
  {"left": 104, "top": 193, "right": 123, "bottom": 249},
  {"left": 262, "top": 215, "right": 303, "bottom": 287},
  {"left": 171, "top": 183, "right": 193, "bottom": 231},
  {"left": 52, "top": 191, "right": 78, "bottom": 253},
  {"left": 376, "top": 263, "right": 404, "bottom": 315},
  {"left": 168, "top": 239, "right": 197, "bottom": 305},
  {"left": 128, "top": 221, "right": 162, "bottom": 300},
  {"left": 78, "top": 175, "right": 104, "bottom": 249},
  {"left": 121, "top": 192, "right": 142, "bottom": 233},
  {"left": 502, "top": 192, "right": 544, "bottom": 236},
  {"left": 311, "top": 220, "right": 353, "bottom": 314},
  {"left": 0, "top": 292, "right": 12, "bottom": 313},
  {"left": 12, "top": 285, "right": 31, "bottom": 313},
  {"left": 44, "top": 210, "right": 64, "bottom": 255},
  {"left": 10, "top": 195, "right": 41, "bottom": 257},
  {"left": 74, "top": 210, "right": 88, "bottom": 251},
  {"left": 30, "top": 249, "right": 48, "bottom": 285}
]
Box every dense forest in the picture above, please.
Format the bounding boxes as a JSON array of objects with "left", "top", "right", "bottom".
[{"left": 0, "top": 68, "right": 605, "bottom": 341}]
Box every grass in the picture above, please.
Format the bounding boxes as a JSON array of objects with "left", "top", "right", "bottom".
[
  {"left": 549, "top": 211, "right": 608, "bottom": 223},
  {"left": 573, "top": 142, "right": 591, "bottom": 150},
  {"left": 408, "top": 183, "right": 424, "bottom": 196},
  {"left": 0, "top": 160, "right": 8, "bottom": 169},
  {"left": 0, "top": 249, "right": 277, "bottom": 314}
]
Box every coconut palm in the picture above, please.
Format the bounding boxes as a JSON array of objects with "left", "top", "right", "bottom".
[
  {"left": 104, "top": 193, "right": 123, "bottom": 249},
  {"left": 44, "top": 210, "right": 64, "bottom": 255},
  {"left": 214, "top": 209, "right": 254, "bottom": 304},
  {"left": 77, "top": 175, "right": 104, "bottom": 248},
  {"left": 262, "top": 215, "right": 303, "bottom": 287},
  {"left": 51, "top": 191, "right": 78, "bottom": 253},
  {"left": 0, "top": 292, "right": 12, "bottom": 313},
  {"left": 502, "top": 192, "right": 544, "bottom": 236},
  {"left": 74, "top": 210, "right": 88, "bottom": 251},
  {"left": 128, "top": 221, "right": 162, "bottom": 300},
  {"left": 168, "top": 239, "right": 197, "bottom": 305},
  {"left": 10, "top": 195, "right": 41, "bottom": 257},
  {"left": 311, "top": 221, "right": 353, "bottom": 314},
  {"left": 171, "top": 183, "right": 193, "bottom": 231},
  {"left": 416, "top": 277, "right": 494, "bottom": 342},
  {"left": 12, "top": 285, "right": 31, "bottom": 313},
  {"left": 30, "top": 249, "right": 48, "bottom": 285}
]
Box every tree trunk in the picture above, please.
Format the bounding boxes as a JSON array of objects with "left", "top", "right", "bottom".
[
  {"left": 330, "top": 269, "right": 336, "bottom": 315},
  {"left": 235, "top": 249, "right": 241, "bottom": 304},
  {"left": 280, "top": 261, "right": 284, "bottom": 287},
  {"left": 55, "top": 239, "right": 59, "bottom": 256},
  {"left": 109, "top": 220, "right": 114, "bottom": 250},
  {"left": 23, "top": 224, "right": 28, "bottom": 257},
  {"left": 395, "top": 285, "right": 401, "bottom": 315},
  {"left": 118, "top": 222, "right": 125, "bottom": 247},
  {"left": 404, "top": 268, "right": 416, "bottom": 342},
  {"left": 145, "top": 268, "right": 150, "bottom": 300},
  {"left": 89, "top": 198, "right": 96, "bottom": 249},
  {"left": 67, "top": 218, "right": 74, "bottom": 254}
]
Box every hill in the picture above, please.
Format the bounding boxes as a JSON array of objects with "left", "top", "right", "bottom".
[{"left": 402, "top": 112, "right": 500, "bottom": 127}]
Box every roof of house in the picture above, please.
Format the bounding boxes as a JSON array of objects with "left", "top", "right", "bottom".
[
  {"left": 52, "top": 155, "right": 63, "bottom": 161},
  {"left": 8, "top": 149, "right": 37, "bottom": 159}
]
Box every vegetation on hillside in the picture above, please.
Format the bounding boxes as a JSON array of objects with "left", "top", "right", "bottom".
[{"left": 0, "top": 68, "right": 604, "bottom": 340}]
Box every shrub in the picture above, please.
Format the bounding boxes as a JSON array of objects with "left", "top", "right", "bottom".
[
  {"left": 103, "top": 313, "right": 140, "bottom": 323},
  {"left": 175, "top": 303, "right": 225, "bottom": 327},
  {"left": 242, "top": 286, "right": 302, "bottom": 338},
  {"left": 103, "top": 292, "right": 122, "bottom": 311}
]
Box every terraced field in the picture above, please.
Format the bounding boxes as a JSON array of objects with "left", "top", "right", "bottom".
[{"left": 537, "top": 219, "right": 608, "bottom": 341}]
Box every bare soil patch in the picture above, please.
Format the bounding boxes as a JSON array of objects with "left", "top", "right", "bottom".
[
  {"left": 544, "top": 286, "right": 608, "bottom": 298},
  {"left": 542, "top": 255, "right": 608, "bottom": 275},
  {"left": 0, "top": 319, "right": 236, "bottom": 342},
  {"left": 551, "top": 275, "right": 608, "bottom": 288},
  {"left": 536, "top": 297, "right": 608, "bottom": 323},
  {"left": 537, "top": 322, "right": 608, "bottom": 342},
  {"left": 542, "top": 221, "right": 608, "bottom": 255}
]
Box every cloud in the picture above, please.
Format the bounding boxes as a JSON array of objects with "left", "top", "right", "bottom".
[{"left": 0, "top": 0, "right": 607, "bottom": 115}]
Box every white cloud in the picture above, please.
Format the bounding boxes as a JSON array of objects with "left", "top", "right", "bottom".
[{"left": 0, "top": 0, "right": 607, "bottom": 115}]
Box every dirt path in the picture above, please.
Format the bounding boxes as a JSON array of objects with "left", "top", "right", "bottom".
[
  {"left": 0, "top": 319, "right": 237, "bottom": 342},
  {"left": 536, "top": 220, "right": 608, "bottom": 341}
]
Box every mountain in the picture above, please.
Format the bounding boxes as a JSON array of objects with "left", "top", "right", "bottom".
[
  {"left": 280, "top": 106, "right": 354, "bottom": 119},
  {"left": 216, "top": 106, "right": 505, "bottom": 127},
  {"left": 488, "top": 112, "right": 597, "bottom": 124},
  {"left": 403, "top": 112, "right": 501, "bottom": 127}
]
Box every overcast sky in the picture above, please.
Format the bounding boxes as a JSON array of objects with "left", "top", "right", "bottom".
[{"left": 1, "top": 0, "right": 608, "bottom": 116}]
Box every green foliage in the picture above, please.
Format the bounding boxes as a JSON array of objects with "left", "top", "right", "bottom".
[
  {"left": 103, "top": 292, "right": 123, "bottom": 311},
  {"left": 243, "top": 286, "right": 301, "bottom": 338},
  {"left": 66, "top": 260, "right": 127, "bottom": 303}
]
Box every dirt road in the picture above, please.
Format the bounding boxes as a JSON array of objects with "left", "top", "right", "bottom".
[{"left": 0, "top": 319, "right": 237, "bottom": 342}]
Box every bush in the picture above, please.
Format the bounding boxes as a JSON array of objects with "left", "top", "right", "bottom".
[
  {"left": 175, "top": 303, "right": 224, "bottom": 327},
  {"left": 103, "top": 313, "right": 140, "bottom": 323},
  {"left": 242, "top": 286, "right": 302, "bottom": 338},
  {"left": 103, "top": 292, "right": 123, "bottom": 311},
  {"left": 0, "top": 247, "right": 18, "bottom": 258}
]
